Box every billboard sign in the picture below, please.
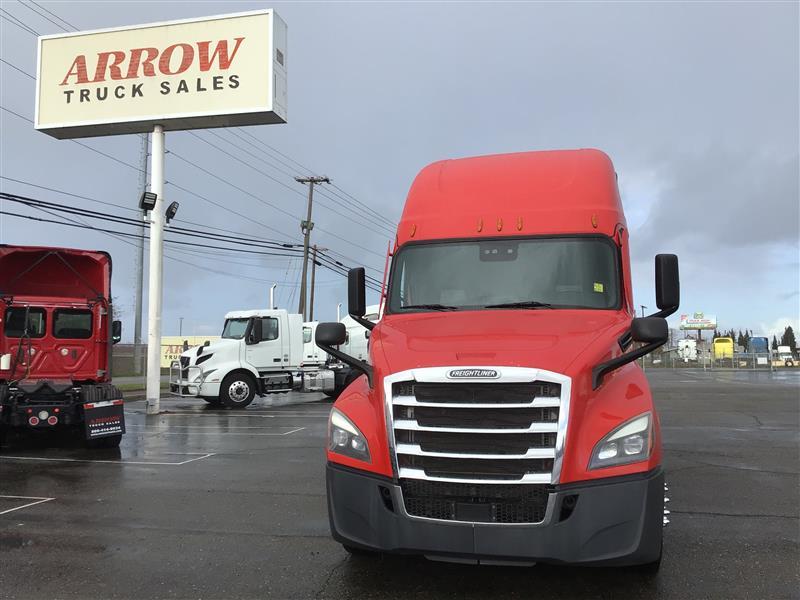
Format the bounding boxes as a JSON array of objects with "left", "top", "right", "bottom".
[
  {"left": 161, "top": 336, "right": 220, "bottom": 368},
  {"left": 35, "top": 9, "right": 286, "bottom": 139},
  {"left": 679, "top": 312, "right": 717, "bottom": 331}
]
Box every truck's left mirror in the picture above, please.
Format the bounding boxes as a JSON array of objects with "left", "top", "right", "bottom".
[
  {"left": 316, "top": 322, "right": 347, "bottom": 347},
  {"left": 112, "top": 320, "right": 122, "bottom": 344}
]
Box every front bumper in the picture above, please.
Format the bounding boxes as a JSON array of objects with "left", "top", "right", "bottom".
[{"left": 326, "top": 463, "right": 664, "bottom": 566}]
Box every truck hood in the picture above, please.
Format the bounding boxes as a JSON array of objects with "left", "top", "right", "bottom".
[
  {"left": 372, "top": 310, "right": 630, "bottom": 376},
  {"left": 181, "top": 338, "right": 240, "bottom": 366}
]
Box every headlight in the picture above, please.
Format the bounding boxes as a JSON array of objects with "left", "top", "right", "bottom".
[
  {"left": 328, "top": 408, "right": 370, "bottom": 462},
  {"left": 589, "top": 412, "right": 652, "bottom": 470}
]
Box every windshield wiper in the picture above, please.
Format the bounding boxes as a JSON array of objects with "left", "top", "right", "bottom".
[
  {"left": 483, "top": 301, "right": 554, "bottom": 309},
  {"left": 399, "top": 303, "right": 459, "bottom": 311}
]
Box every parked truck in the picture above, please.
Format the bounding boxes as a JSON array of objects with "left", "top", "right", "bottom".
[
  {"left": 712, "top": 337, "right": 734, "bottom": 360},
  {"left": 747, "top": 336, "right": 769, "bottom": 355},
  {"left": 0, "top": 245, "right": 124, "bottom": 449},
  {"left": 170, "top": 308, "right": 358, "bottom": 407},
  {"left": 314, "top": 149, "right": 679, "bottom": 568},
  {"left": 777, "top": 345, "right": 795, "bottom": 367},
  {"left": 677, "top": 338, "right": 697, "bottom": 362}
]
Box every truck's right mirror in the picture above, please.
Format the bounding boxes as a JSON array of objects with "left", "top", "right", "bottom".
[
  {"left": 348, "top": 267, "right": 367, "bottom": 318},
  {"left": 111, "top": 320, "right": 122, "bottom": 344},
  {"left": 655, "top": 254, "right": 680, "bottom": 314},
  {"left": 631, "top": 317, "right": 668, "bottom": 344}
]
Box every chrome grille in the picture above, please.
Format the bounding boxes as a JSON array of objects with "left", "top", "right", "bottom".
[{"left": 386, "top": 367, "right": 570, "bottom": 524}]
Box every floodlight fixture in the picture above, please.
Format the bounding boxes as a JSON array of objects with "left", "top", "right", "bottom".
[
  {"left": 165, "top": 201, "right": 180, "bottom": 223},
  {"left": 139, "top": 191, "right": 157, "bottom": 212}
]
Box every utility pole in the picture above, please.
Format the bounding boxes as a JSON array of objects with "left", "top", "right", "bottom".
[
  {"left": 179, "top": 317, "right": 183, "bottom": 337},
  {"left": 309, "top": 245, "right": 318, "bottom": 322},
  {"left": 295, "top": 176, "right": 330, "bottom": 320},
  {"left": 133, "top": 133, "right": 149, "bottom": 375},
  {"left": 309, "top": 246, "right": 327, "bottom": 322}
]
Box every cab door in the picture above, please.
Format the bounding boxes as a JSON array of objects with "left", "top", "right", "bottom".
[{"left": 244, "top": 316, "right": 283, "bottom": 371}]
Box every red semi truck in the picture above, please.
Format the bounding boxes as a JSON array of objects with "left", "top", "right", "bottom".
[
  {"left": 315, "top": 149, "right": 679, "bottom": 568},
  {"left": 0, "top": 245, "right": 124, "bottom": 449}
]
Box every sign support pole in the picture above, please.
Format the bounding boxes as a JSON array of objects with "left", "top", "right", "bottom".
[{"left": 146, "top": 124, "right": 165, "bottom": 415}]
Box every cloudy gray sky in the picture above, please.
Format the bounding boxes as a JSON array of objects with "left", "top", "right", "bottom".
[{"left": 1, "top": 1, "right": 797, "bottom": 341}]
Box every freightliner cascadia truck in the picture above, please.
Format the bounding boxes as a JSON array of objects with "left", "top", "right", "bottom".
[
  {"left": 0, "top": 245, "right": 124, "bottom": 449},
  {"left": 314, "top": 149, "right": 679, "bottom": 568}
]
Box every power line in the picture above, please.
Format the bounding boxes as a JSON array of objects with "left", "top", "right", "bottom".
[
  {"left": 200, "top": 128, "right": 396, "bottom": 236},
  {"left": 168, "top": 146, "right": 387, "bottom": 260},
  {"left": 0, "top": 54, "right": 388, "bottom": 274},
  {"left": 0, "top": 47, "right": 387, "bottom": 278},
  {"left": 0, "top": 197, "right": 382, "bottom": 291},
  {"left": 229, "top": 127, "right": 398, "bottom": 230},
  {"left": 1, "top": 173, "right": 384, "bottom": 282},
  {"left": 16, "top": 0, "right": 71, "bottom": 31},
  {"left": 26, "top": 0, "right": 78, "bottom": 30},
  {"left": 0, "top": 8, "right": 41, "bottom": 35},
  {"left": 0, "top": 57, "right": 35, "bottom": 80},
  {"left": 0, "top": 105, "right": 144, "bottom": 173}
]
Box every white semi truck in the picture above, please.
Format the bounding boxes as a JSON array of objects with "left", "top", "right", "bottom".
[
  {"left": 777, "top": 345, "right": 795, "bottom": 367},
  {"left": 170, "top": 307, "right": 380, "bottom": 408},
  {"left": 677, "top": 338, "right": 697, "bottom": 362}
]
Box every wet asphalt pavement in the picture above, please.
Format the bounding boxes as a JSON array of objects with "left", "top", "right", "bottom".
[{"left": 1, "top": 369, "right": 798, "bottom": 599}]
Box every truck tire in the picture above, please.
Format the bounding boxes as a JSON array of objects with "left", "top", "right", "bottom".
[
  {"left": 220, "top": 373, "right": 257, "bottom": 409},
  {"left": 86, "top": 434, "right": 122, "bottom": 449},
  {"left": 202, "top": 396, "right": 222, "bottom": 406}
]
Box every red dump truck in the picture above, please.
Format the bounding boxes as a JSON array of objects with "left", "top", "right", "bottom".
[
  {"left": 0, "top": 245, "right": 124, "bottom": 449},
  {"left": 315, "top": 149, "right": 679, "bottom": 568}
]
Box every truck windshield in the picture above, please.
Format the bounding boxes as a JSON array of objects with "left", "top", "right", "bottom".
[
  {"left": 53, "top": 309, "right": 93, "bottom": 339},
  {"left": 222, "top": 318, "right": 250, "bottom": 339},
  {"left": 388, "top": 236, "right": 620, "bottom": 312},
  {"left": 4, "top": 307, "right": 46, "bottom": 338}
]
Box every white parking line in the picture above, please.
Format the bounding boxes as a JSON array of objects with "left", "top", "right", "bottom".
[
  {"left": 126, "top": 427, "right": 306, "bottom": 436},
  {"left": 0, "top": 452, "right": 216, "bottom": 466},
  {"left": 0, "top": 495, "right": 55, "bottom": 515}
]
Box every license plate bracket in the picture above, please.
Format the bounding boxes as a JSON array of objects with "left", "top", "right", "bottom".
[{"left": 456, "top": 502, "right": 492, "bottom": 522}]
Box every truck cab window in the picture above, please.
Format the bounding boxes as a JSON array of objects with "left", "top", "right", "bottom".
[
  {"left": 389, "top": 236, "right": 620, "bottom": 312},
  {"left": 4, "top": 307, "right": 46, "bottom": 338},
  {"left": 303, "top": 327, "right": 312, "bottom": 344},
  {"left": 222, "top": 318, "right": 250, "bottom": 339},
  {"left": 261, "top": 318, "right": 279, "bottom": 341},
  {"left": 53, "top": 309, "right": 93, "bottom": 339}
]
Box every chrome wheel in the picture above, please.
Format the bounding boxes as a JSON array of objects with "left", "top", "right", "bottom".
[{"left": 228, "top": 380, "right": 251, "bottom": 403}]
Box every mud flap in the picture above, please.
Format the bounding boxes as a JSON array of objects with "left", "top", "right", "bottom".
[{"left": 83, "top": 400, "right": 125, "bottom": 440}]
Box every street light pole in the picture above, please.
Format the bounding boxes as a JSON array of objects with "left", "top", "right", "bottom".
[
  {"left": 145, "top": 124, "right": 165, "bottom": 415},
  {"left": 179, "top": 317, "right": 183, "bottom": 337}
]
